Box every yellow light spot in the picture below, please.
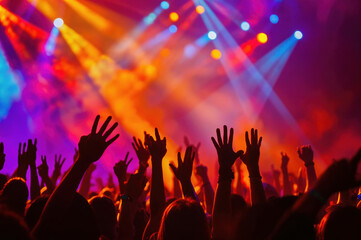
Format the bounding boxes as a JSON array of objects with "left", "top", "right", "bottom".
[
  {"left": 257, "top": 33, "right": 268, "bottom": 44},
  {"left": 169, "top": 12, "right": 179, "bottom": 22},
  {"left": 196, "top": 5, "right": 205, "bottom": 14},
  {"left": 211, "top": 49, "right": 222, "bottom": 59}
]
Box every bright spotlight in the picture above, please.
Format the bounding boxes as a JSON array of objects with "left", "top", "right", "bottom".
[
  {"left": 160, "top": 1, "right": 169, "bottom": 9},
  {"left": 169, "top": 12, "right": 179, "bottom": 22},
  {"left": 169, "top": 25, "right": 177, "bottom": 33},
  {"left": 196, "top": 5, "right": 205, "bottom": 14},
  {"left": 211, "top": 49, "right": 222, "bottom": 59},
  {"left": 53, "top": 18, "right": 64, "bottom": 28},
  {"left": 257, "top": 33, "right": 268, "bottom": 44},
  {"left": 269, "top": 14, "right": 279, "bottom": 24},
  {"left": 294, "top": 30, "right": 303, "bottom": 40},
  {"left": 208, "top": 31, "right": 217, "bottom": 40},
  {"left": 240, "top": 21, "right": 250, "bottom": 31}
]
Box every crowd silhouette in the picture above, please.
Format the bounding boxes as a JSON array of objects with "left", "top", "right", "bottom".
[{"left": 0, "top": 115, "right": 360, "bottom": 240}]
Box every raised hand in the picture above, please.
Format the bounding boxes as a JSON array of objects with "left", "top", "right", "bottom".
[
  {"left": 132, "top": 134, "right": 150, "bottom": 171},
  {"left": 184, "top": 136, "right": 201, "bottom": 164},
  {"left": 297, "top": 145, "right": 314, "bottom": 166},
  {"left": 281, "top": 152, "right": 289, "bottom": 170},
  {"left": 211, "top": 126, "right": 243, "bottom": 176},
  {"left": 195, "top": 164, "right": 208, "bottom": 180},
  {"left": 169, "top": 146, "right": 195, "bottom": 183},
  {"left": 78, "top": 115, "right": 119, "bottom": 165},
  {"left": 0, "top": 142, "right": 5, "bottom": 170},
  {"left": 145, "top": 128, "right": 167, "bottom": 163},
  {"left": 17, "top": 139, "right": 37, "bottom": 179},
  {"left": 113, "top": 152, "right": 132, "bottom": 181},
  {"left": 52, "top": 154, "right": 66, "bottom": 181},
  {"left": 38, "top": 156, "right": 49, "bottom": 179},
  {"left": 27, "top": 139, "right": 38, "bottom": 166},
  {"left": 125, "top": 172, "right": 148, "bottom": 201},
  {"left": 241, "top": 128, "right": 262, "bottom": 170}
]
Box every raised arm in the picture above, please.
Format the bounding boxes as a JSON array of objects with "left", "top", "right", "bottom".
[
  {"left": 0, "top": 142, "right": 5, "bottom": 171},
  {"left": 170, "top": 146, "right": 198, "bottom": 201},
  {"left": 113, "top": 152, "right": 132, "bottom": 194},
  {"left": 211, "top": 126, "right": 243, "bottom": 239},
  {"left": 26, "top": 139, "right": 41, "bottom": 201},
  {"left": 17, "top": 142, "right": 29, "bottom": 179},
  {"left": 280, "top": 152, "right": 293, "bottom": 196},
  {"left": 297, "top": 145, "right": 316, "bottom": 191},
  {"left": 142, "top": 128, "right": 167, "bottom": 240},
  {"left": 78, "top": 163, "right": 96, "bottom": 198},
  {"left": 38, "top": 156, "right": 54, "bottom": 193},
  {"left": 32, "top": 115, "right": 119, "bottom": 239},
  {"left": 196, "top": 164, "right": 214, "bottom": 214},
  {"left": 241, "top": 128, "right": 266, "bottom": 205}
]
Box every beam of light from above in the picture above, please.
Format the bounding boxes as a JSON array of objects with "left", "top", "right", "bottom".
[
  {"left": 44, "top": 27, "right": 59, "bottom": 56},
  {"left": 53, "top": 18, "right": 64, "bottom": 28},
  {"left": 0, "top": 45, "right": 21, "bottom": 120}
]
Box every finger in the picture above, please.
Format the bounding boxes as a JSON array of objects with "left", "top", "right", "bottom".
[
  {"left": 106, "top": 134, "right": 119, "bottom": 147},
  {"left": 91, "top": 115, "right": 100, "bottom": 134},
  {"left": 23, "top": 142, "right": 26, "bottom": 154},
  {"left": 236, "top": 150, "right": 244, "bottom": 159},
  {"left": 18, "top": 143, "right": 21, "bottom": 156},
  {"left": 255, "top": 129, "right": 258, "bottom": 145},
  {"left": 251, "top": 128, "right": 255, "bottom": 145},
  {"left": 258, "top": 137, "right": 263, "bottom": 148},
  {"left": 133, "top": 137, "right": 140, "bottom": 149},
  {"left": 126, "top": 158, "right": 133, "bottom": 166},
  {"left": 223, "top": 125, "right": 228, "bottom": 145},
  {"left": 28, "top": 139, "right": 32, "bottom": 150},
  {"left": 138, "top": 139, "right": 144, "bottom": 149},
  {"left": 61, "top": 158, "right": 66, "bottom": 167},
  {"left": 169, "top": 163, "right": 177, "bottom": 176},
  {"left": 184, "top": 147, "right": 191, "bottom": 166},
  {"left": 99, "top": 116, "right": 113, "bottom": 135},
  {"left": 211, "top": 137, "right": 220, "bottom": 152},
  {"left": 34, "top": 138, "right": 37, "bottom": 148},
  {"left": 177, "top": 152, "right": 182, "bottom": 167},
  {"left": 229, "top": 128, "right": 234, "bottom": 146},
  {"left": 245, "top": 131, "right": 250, "bottom": 147},
  {"left": 155, "top": 128, "right": 161, "bottom": 141},
  {"left": 125, "top": 152, "right": 129, "bottom": 161},
  {"left": 216, "top": 128, "right": 222, "bottom": 146},
  {"left": 104, "top": 122, "right": 118, "bottom": 139},
  {"left": 0, "top": 142, "right": 3, "bottom": 152},
  {"left": 131, "top": 143, "right": 137, "bottom": 152}
]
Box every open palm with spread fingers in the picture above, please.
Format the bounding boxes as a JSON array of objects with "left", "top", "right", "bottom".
[
  {"left": 169, "top": 146, "right": 195, "bottom": 183},
  {"left": 78, "top": 115, "right": 119, "bottom": 165},
  {"left": 241, "top": 128, "right": 262, "bottom": 169},
  {"left": 113, "top": 152, "right": 132, "bottom": 181}
]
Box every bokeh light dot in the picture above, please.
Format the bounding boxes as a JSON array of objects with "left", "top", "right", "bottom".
[
  {"left": 211, "top": 49, "right": 222, "bottom": 59},
  {"left": 208, "top": 31, "right": 217, "bottom": 40},
  {"left": 160, "top": 1, "right": 169, "bottom": 10},
  {"left": 196, "top": 5, "right": 205, "bottom": 14},
  {"left": 294, "top": 30, "right": 303, "bottom": 40},
  {"left": 240, "top": 21, "right": 250, "bottom": 31},
  {"left": 269, "top": 14, "right": 279, "bottom": 24},
  {"left": 169, "top": 25, "right": 177, "bottom": 33},
  {"left": 53, "top": 18, "right": 64, "bottom": 28},
  {"left": 169, "top": 12, "right": 179, "bottom": 22},
  {"left": 257, "top": 33, "right": 268, "bottom": 43}
]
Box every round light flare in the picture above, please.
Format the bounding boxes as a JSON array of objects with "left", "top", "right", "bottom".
[
  {"left": 53, "top": 18, "right": 64, "bottom": 28},
  {"left": 169, "top": 12, "right": 179, "bottom": 22},
  {"left": 240, "top": 21, "right": 250, "bottom": 31},
  {"left": 160, "top": 1, "right": 169, "bottom": 10},
  {"left": 269, "top": 14, "right": 279, "bottom": 24},
  {"left": 169, "top": 25, "right": 177, "bottom": 33},
  {"left": 211, "top": 49, "right": 222, "bottom": 60},
  {"left": 196, "top": 5, "right": 205, "bottom": 14},
  {"left": 257, "top": 33, "right": 268, "bottom": 44},
  {"left": 208, "top": 31, "right": 217, "bottom": 40},
  {"left": 294, "top": 30, "right": 303, "bottom": 40}
]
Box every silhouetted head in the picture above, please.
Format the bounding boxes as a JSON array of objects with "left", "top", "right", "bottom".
[
  {"left": 25, "top": 195, "right": 49, "bottom": 230},
  {"left": 0, "top": 174, "right": 9, "bottom": 190},
  {"left": 0, "top": 178, "right": 29, "bottom": 216},
  {"left": 89, "top": 196, "right": 117, "bottom": 240},
  {"left": 231, "top": 194, "right": 247, "bottom": 218},
  {"left": 318, "top": 205, "right": 361, "bottom": 240},
  {"left": 157, "top": 198, "right": 210, "bottom": 240},
  {"left": 0, "top": 208, "right": 33, "bottom": 240}
]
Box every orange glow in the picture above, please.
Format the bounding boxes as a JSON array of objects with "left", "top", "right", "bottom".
[
  {"left": 196, "top": 5, "right": 205, "bottom": 14},
  {"left": 257, "top": 33, "right": 268, "bottom": 44},
  {"left": 169, "top": 12, "right": 179, "bottom": 22},
  {"left": 211, "top": 49, "right": 222, "bottom": 59}
]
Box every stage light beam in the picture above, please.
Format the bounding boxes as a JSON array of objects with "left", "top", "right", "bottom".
[{"left": 294, "top": 31, "right": 303, "bottom": 40}]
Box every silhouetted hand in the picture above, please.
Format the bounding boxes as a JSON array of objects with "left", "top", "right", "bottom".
[
  {"left": 169, "top": 146, "right": 195, "bottom": 183},
  {"left": 78, "top": 115, "right": 119, "bottom": 165},
  {"left": 38, "top": 156, "right": 49, "bottom": 179},
  {"left": 113, "top": 152, "right": 132, "bottom": 181},
  {"left": 184, "top": 136, "right": 201, "bottom": 164},
  {"left": 18, "top": 139, "right": 37, "bottom": 178},
  {"left": 297, "top": 145, "right": 313, "bottom": 166},
  {"left": 27, "top": 139, "right": 37, "bottom": 166},
  {"left": 52, "top": 154, "right": 66, "bottom": 181},
  {"left": 132, "top": 134, "right": 150, "bottom": 171},
  {"left": 195, "top": 164, "right": 208, "bottom": 180},
  {"left": 145, "top": 128, "right": 167, "bottom": 163},
  {"left": 212, "top": 126, "right": 243, "bottom": 171},
  {"left": 125, "top": 172, "right": 147, "bottom": 200},
  {"left": 241, "top": 128, "right": 262, "bottom": 170},
  {"left": 73, "top": 148, "right": 79, "bottom": 162},
  {"left": 0, "top": 142, "right": 5, "bottom": 170},
  {"left": 271, "top": 164, "right": 281, "bottom": 179},
  {"left": 281, "top": 152, "right": 289, "bottom": 171}
]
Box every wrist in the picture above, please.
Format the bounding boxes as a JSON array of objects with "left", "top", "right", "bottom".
[
  {"left": 247, "top": 165, "right": 261, "bottom": 177},
  {"left": 218, "top": 167, "right": 234, "bottom": 183},
  {"left": 305, "top": 161, "right": 314, "bottom": 167}
]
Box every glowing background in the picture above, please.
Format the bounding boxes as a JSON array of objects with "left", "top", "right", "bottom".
[{"left": 0, "top": 0, "right": 361, "bottom": 190}]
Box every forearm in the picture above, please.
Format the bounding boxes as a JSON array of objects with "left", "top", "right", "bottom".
[
  {"left": 282, "top": 168, "right": 293, "bottom": 196},
  {"left": 78, "top": 169, "right": 93, "bottom": 199},
  {"left": 247, "top": 166, "right": 266, "bottom": 205},
  {"left": 202, "top": 176, "right": 214, "bottom": 214},
  {"left": 30, "top": 163, "right": 41, "bottom": 201},
  {"left": 118, "top": 178, "right": 126, "bottom": 194},
  {"left": 173, "top": 176, "right": 182, "bottom": 199},
  {"left": 150, "top": 159, "right": 165, "bottom": 216},
  {"left": 118, "top": 200, "right": 135, "bottom": 240},
  {"left": 212, "top": 180, "right": 232, "bottom": 239},
  {"left": 305, "top": 165, "right": 317, "bottom": 192},
  {"left": 180, "top": 179, "right": 198, "bottom": 201}
]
